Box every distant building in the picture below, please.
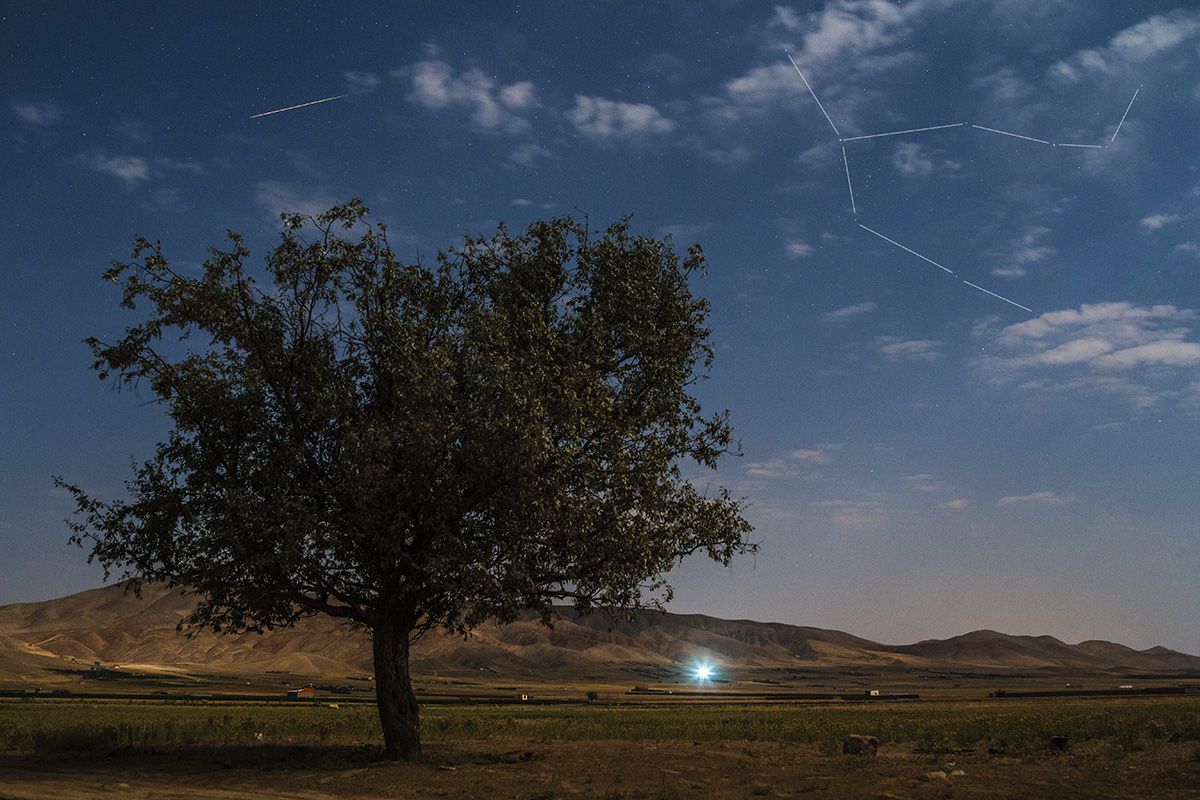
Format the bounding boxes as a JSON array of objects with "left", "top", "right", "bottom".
[
  {"left": 286, "top": 686, "right": 316, "bottom": 700},
  {"left": 865, "top": 689, "right": 880, "bottom": 696}
]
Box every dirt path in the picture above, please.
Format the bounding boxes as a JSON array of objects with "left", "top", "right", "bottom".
[{"left": 1, "top": 740, "right": 1197, "bottom": 799}]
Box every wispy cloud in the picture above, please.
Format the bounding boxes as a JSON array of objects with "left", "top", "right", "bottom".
[
  {"left": 1140, "top": 212, "right": 1179, "bottom": 231},
  {"left": 991, "top": 226, "right": 1055, "bottom": 279},
  {"left": 507, "top": 142, "right": 552, "bottom": 169},
  {"left": 12, "top": 101, "right": 65, "bottom": 125},
  {"left": 86, "top": 154, "right": 151, "bottom": 186},
  {"left": 82, "top": 153, "right": 205, "bottom": 188},
  {"left": 399, "top": 60, "right": 537, "bottom": 134},
  {"left": 974, "top": 302, "right": 1200, "bottom": 413},
  {"left": 900, "top": 473, "right": 945, "bottom": 493},
  {"left": 875, "top": 336, "right": 942, "bottom": 362},
  {"left": 343, "top": 71, "right": 381, "bottom": 92},
  {"left": 789, "top": 448, "right": 832, "bottom": 464},
  {"left": 786, "top": 241, "right": 814, "bottom": 259},
  {"left": 811, "top": 498, "right": 887, "bottom": 531},
  {"left": 891, "top": 142, "right": 934, "bottom": 176},
  {"left": 823, "top": 301, "right": 877, "bottom": 323},
  {"left": 703, "top": 0, "right": 944, "bottom": 126},
  {"left": 744, "top": 446, "right": 832, "bottom": 479},
  {"left": 568, "top": 96, "right": 675, "bottom": 139},
  {"left": 1051, "top": 9, "right": 1200, "bottom": 81},
  {"left": 939, "top": 498, "right": 971, "bottom": 510},
  {"left": 689, "top": 139, "right": 752, "bottom": 164},
  {"left": 998, "top": 490, "right": 1072, "bottom": 507},
  {"left": 254, "top": 181, "right": 338, "bottom": 222}
]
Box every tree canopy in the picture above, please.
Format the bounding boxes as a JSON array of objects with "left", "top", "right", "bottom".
[{"left": 58, "top": 202, "right": 754, "bottom": 758}]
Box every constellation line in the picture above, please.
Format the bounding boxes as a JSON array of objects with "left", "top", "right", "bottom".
[
  {"left": 250, "top": 94, "right": 349, "bottom": 119},
  {"left": 1110, "top": 86, "right": 1141, "bottom": 143},
  {"left": 857, "top": 224, "right": 956, "bottom": 276},
  {"left": 970, "top": 124, "right": 1051, "bottom": 145},
  {"left": 961, "top": 280, "right": 1033, "bottom": 313},
  {"left": 840, "top": 123, "right": 964, "bottom": 142},
  {"left": 786, "top": 52, "right": 841, "bottom": 137},
  {"left": 782, "top": 53, "right": 1141, "bottom": 316},
  {"left": 841, "top": 146, "right": 857, "bottom": 215}
]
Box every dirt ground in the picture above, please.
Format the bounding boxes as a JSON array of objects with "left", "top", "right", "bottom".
[{"left": 1, "top": 740, "right": 1197, "bottom": 800}]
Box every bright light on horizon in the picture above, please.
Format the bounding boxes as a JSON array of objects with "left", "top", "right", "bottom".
[{"left": 695, "top": 663, "right": 712, "bottom": 681}]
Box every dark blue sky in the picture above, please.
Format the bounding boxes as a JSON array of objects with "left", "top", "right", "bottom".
[{"left": 3, "top": 2, "right": 1198, "bottom": 651}]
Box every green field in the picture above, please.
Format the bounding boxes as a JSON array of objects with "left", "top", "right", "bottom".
[{"left": 3, "top": 697, "right": 1198, "bottom": 756}]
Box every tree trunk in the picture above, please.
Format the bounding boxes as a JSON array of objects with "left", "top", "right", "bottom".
[{"left": 372, "top": 621, "right": 421, "bottom": 760}]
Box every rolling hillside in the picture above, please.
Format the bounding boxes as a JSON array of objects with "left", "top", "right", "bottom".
[{"left": 0, "top": 582, "right": 1197, "bottom": 682}]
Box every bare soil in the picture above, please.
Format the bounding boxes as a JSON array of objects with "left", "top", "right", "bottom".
[{"left": 1, "top": 740, "right": 1197, "bottom": 799}]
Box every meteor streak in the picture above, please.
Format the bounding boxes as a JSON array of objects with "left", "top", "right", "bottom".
[{"left": 250, "top": 94, "right": 349, "bottom": 119}]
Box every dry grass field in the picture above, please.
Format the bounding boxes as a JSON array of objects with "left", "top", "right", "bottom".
[{"left": 1, "top": 696, "right": 1198, "bottom": 799}]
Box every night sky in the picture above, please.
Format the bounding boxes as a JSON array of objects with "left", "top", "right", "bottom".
[{"left": 3, "top": 2, "right": 1198, "bottom": 653}]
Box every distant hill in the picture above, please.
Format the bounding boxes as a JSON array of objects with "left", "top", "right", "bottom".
[{"left": 0, "top": 582, "right": 1197, "bottom": 682}]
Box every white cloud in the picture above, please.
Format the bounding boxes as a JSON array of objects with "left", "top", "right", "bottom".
[
  {"left": 86, "top": 154, "right": 151, "bottom": 186},
  {"left": 343, "top": 71, "right": 381, "bottom": 92},
  {"left": 975, "top": 302, "right": 1200, "bottom": 414},
  {"left": 1029, "top": 337, "right": 1114, "bottom": 366},
  {"left": 511, "top": 198, "right": 533, "bottom": 207},
  {"left": 971, "top": 65, "right": 1031, "bottom": 105},
  {"left": 507, "top": 142, "right": 552, "bottom": 169},
  {"left": 994, "top": 302, "right": 1192, "bottom": 347},
  {"left": 705, "top": 0, "right": 948, "bottom": 125},
  {"left": 744, "top": 446, "right": 831, "bottom": 478},
  {"left": 796, "top": 142, "right": 837, "bottom": 169},
  {"left": 901, "top": 473, "right": 945, "bottom": 492},
  {"left": 1051, "top": 9, "right": 1200, "bottom": 80},
  {"left": 83, "top": 153, "right": 205, "bottom": 187},
  {"left": 1012, "top": 247, "right": 1054, "bottom": 266},
  {"left": 823, "top": 301, "right": 877, "bottom": 322},
  {"left": 154, "top": 157, "right": 204, "bottom": 175},
  {"left": 891, "top": 142, "right": 934, "bottom": 176},
  {"left": 811, "top": 499, "right": 886, "bottom": 531},
  {"left": 998, "top": 491, "right": 1072, "bottom": 507},
  {"left": 744, "top": 458, "right": 795, "bottom": 478},
  {"left": 1140, "top": 213, "right": 1179, "bottom": 231},
  {"left": 1176, "top": 242, "right": 1200, "bottom": 257},
  {"left": 786, "top": 241, "right": 814, "bottom": 259},
  {"left": 875, "top": 336, "right": 941, "bottom": 362},
  {"left": 401, "top": 60, "right": 537, "bottom": 134},
  {"left": 499, "top": 81, "right": 537, "bottom": 109},
  {"left": 939, "top": 498, "right": 971, "bottom": 510},
  {"left": 1093, "top": 341, "right": 1200, "bottom": 369},
  {"left": 788, "top": 448, "right": 832, "bottom": 464},
  {"left": 771, "top": 0, "right": 929, "bottom": 63},
  {"left": 568, "top": 96, "right": 675, "bottom": 139},
  {"left": 254, "top": 181, "right": 338, "bottom": 222},
  {"left": 13, "top": 101, "right": 64, "bottom": 125},
  {"left": 991, "top": 227, "right": 1055, "bottom": 278},
  {"left": 692, "top": 142, "right": 752, "bottom": 164}
]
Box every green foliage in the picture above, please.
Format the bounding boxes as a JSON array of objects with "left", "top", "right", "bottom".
[{"left": 55, "top": 202, "right": 753, "bottom": 641}]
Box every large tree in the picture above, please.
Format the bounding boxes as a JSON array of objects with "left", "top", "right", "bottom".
[{"left": 58, "top": 202, "right": 754, "bottom": 760}]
